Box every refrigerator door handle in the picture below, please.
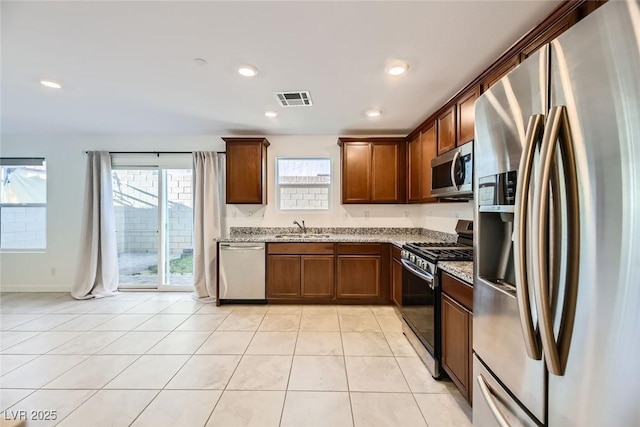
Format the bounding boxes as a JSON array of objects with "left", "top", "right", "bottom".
[
  {"left": 477, "top": 375, "right": 511, "bottom": 427},
  {"left": 513, "top": 114, "right": 544, "bottom": 360},
  {"left": 532, "top": 105, "right": 580, "bottom": 376}
]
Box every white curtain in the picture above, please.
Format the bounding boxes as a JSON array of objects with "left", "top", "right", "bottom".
[
  {"left": 71, "top": 151, "right": 120, "bottom": 300},
  {"left": 192, "top": 152, "right": 225, "bottom": 302}
]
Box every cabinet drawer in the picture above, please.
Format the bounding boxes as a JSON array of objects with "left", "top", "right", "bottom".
[
  {"left": 267, "top": 243, "right": 334, "bottom": 255},
  {"left": 337, "top": 243, "right": 383, "bottom": 255},
  {"left": 441, "top": 272, "right": 473, "bottom": 311}
]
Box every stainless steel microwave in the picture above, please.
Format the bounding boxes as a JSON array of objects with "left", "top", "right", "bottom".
[{"left": 431, "top": 142, "right": 473, "bottom": 199}]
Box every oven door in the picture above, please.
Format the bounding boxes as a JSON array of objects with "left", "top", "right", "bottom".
[
  {"left": 400, "top": 259, "right": 438, "bottom": 357},
  {"left": 431, "top": 142, "right": 473, "bottom": 199}
]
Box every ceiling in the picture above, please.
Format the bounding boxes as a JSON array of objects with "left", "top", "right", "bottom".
[{"left": 1, "top": 1, "right": 561, "bottom": 135}]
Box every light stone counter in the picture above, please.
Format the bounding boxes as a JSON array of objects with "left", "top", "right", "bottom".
[{"left": 218, "top": 227, "right": 456, "bottom": 248}]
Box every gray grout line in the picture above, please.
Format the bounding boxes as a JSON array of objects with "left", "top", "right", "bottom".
[
  {"left": 277, "top": 312, "right": 302, "bottom": 427},
  {"left": 126, "top": 389, "right": 164, "bottom": 427},
  {"left": 47, "top": 389, "right": 101, "bottom": 427},
  {"left": 337, "top": 308, "right": 357, "bottom": 427}
]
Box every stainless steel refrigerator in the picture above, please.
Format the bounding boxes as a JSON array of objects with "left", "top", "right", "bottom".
[{"left": 473, "top": 1, "right": 640, "bottom": 426}]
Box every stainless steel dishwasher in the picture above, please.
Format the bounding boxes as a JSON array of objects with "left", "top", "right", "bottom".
[{"left": 219, "top": 242, "right": 266, "bottom": 302}]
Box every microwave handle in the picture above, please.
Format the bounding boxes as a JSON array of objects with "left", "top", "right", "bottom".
[{"left": 450, "top": 150, "right": 461, "bottom": 190}]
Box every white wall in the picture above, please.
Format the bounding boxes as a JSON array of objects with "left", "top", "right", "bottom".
[{"left": 0, "top": 134, "right": 472, "bottom": 291}]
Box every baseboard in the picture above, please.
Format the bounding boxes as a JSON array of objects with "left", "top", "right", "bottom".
[{"left": 0, "top": 284, "right": 71, "bottom": 293}]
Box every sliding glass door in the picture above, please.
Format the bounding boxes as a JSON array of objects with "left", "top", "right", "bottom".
[{"left": 111, "top": 154, "right": 193, "bottom": 290}]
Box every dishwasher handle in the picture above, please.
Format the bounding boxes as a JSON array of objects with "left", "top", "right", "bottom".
[{"left": 220, "top": 243, "right": 265, "bottom": 250}]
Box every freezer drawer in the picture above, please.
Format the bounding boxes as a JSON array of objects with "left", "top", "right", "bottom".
[
  {"left": 473, "top": 355, "right": 541, "bottom": 427},
  {"left": 473, "top": 278, "right": 545, "bottom": 423}
]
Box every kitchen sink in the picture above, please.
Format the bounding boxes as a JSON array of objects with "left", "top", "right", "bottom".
[{"left": 274, "top": 234, "right": 331, "bottom": 239}]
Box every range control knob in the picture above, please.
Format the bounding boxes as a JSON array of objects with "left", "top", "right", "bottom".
[{"left": 409, "top": 254, "right": 416, "bottom": 263}]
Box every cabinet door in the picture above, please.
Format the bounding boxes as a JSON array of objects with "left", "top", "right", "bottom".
[
  {"left": 301, "top": 256, "right": 335, "bottom": 299},
  {"left": 482, "top": 56, "right": 519, "bottom": 92},
  {"left": 391, "top": 258, "right": 403, "bottom": 307},
  {"left": 342, "top": 142, "right": 371, "bottom": 203},
  {"left": 267, "top": 256, "right": 301, "bottom": 298},
  {"left": 437, "top": 106, "right": 456, "bottom": 155},
  {"left": 225, "top": 139, "right": 268, "bottom": 204},
  {"left": 371, "top": 142, "right": 402, "bottom": 202},
  {"left": 442, "top": 293, "right": 470, "bottom": 400},
  {"left": 337, "top": 256, "right": 380, "bottom": 298},
  {"left": 407, "top": 135, "right": 421, "bottom": 202},
  {"left": 456, "top": 86, "right": 480, "bottom": 146},
  {"left": 420, "top": 124, "right": 438, "bottom": 202}
]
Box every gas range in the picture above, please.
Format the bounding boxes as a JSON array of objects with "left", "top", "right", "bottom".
[
  {"left": 404, "top": 243, "right": 473, "bottom": 262},
  {"left": 399, "top": 220, "right": 473, "bottom": 379},
  {"left": 401, "top": 221, "right": 474, "bottom": 276}
]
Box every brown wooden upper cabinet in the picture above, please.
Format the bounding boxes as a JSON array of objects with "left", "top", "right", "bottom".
[
  {"left": 338, "top": 138, "right": 406, "bottom": 204},
  {"left": 481, "top": 56, "right": 520, "bottom": 92},
  {"left": 456, "top": 85, "right": 480, "bottom": 146},
  {"left": 407, "top": 123, "right": 437, "bottom": 203},
  {"left": 437, "top": 106, "right": 456, "bottom": 155},
  {"left": 519, "top": 12, "right": 577, "bottom": 61},
  {"left": 223, "top": 137, "right": 269, "bottom": 204}
]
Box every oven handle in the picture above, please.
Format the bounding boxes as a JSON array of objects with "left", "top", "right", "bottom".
[{"left": 401, "top": 259, "right": 434, "bottom": 286}]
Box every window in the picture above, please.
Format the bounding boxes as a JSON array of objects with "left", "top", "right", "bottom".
[
  {"left": 276, "top": 157, "right": 331, "bottom": 210},
  {"left": 0, "top": 158, "right": 47, "bottom": 250}
]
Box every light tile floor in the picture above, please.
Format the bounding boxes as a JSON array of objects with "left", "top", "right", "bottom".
[{"left": 0, "top": 292, "right": 472, "bottom": 427}]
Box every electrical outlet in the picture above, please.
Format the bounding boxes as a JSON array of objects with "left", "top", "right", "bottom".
[
  {"left": 342, "top": 212, "right": 348, "bottom": 220},
  {"left": 428, "top": 210, "right": 433, "bottom": 217},
  {"left": 364, "top": 211, "right": 370, "bottom": 219},
  {"left": 455, "top": 212, "right": 460, "bottom": 219},
  {"left": 232, "top": 211, "right": 237, "bottom": 218},
  {"left": 50, "top": 267, "right": 57, "bottom": 276},
  {"left": 248, "top": 211, "right": 253, "bottom": 217},
  {"left": 404, "top": 211, "right": 410, "bottom": 218}
]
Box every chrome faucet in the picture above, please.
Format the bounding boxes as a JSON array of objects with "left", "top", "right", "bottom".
[{"left": 293, "top": 220, "right": 307, "bottom": 234}]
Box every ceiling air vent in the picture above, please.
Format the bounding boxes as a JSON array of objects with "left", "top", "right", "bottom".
[{"left": 275, "top": 91, "right": 313, "bottom": 107}]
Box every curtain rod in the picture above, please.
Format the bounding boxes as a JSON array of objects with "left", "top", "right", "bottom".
[{"left": 84, "top": 151, "right": 225, "bottom": 155}]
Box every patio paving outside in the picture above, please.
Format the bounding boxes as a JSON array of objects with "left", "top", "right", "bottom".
[{"left": 118, "top": 251, "right": 194, "bottom": 286}]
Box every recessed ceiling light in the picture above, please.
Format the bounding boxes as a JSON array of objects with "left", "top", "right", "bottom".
[
  {"left": 264, "top": 111, "right": 278, "bottom": 118},
  {"left": 40, "top": 80, "right": 61, "bottom": 89},
  {"left": 366, "top": 109, "right": 382, "bottom": 118},
  {"left": 238, "top": 65, "right": 258, "bottom": 77},
  {"left": 386, "top": 62, "right": 409, "bottom": 76},
  {"left": 193, "top": 58, "right": 207, "bottom": 66}
]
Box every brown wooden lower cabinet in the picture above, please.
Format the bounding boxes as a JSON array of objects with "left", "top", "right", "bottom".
[
  {"left": 266, "top": 242, "right": 391, "bottom": 304},
  {"left": 441, "top": 271, "right": 474, "bottom": 404},
  {"left": 266, "top": 255, "right": 301, "bottom": 299},
  {"left": 301, "top": 256, "right": 334, "bottom": 298},
  {"left": 336, "top": 243, "right": 390, "bottom": 303},
  {"left": 337, "top": 256, "right": 380, "bottom": 298},
  {"left": 391, "top": 246, "right": 403, "bottom": 307},
  {"left": 266, "top": 243, "right": 335, "bottom": 302}
]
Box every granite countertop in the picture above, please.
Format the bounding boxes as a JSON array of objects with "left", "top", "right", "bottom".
[
  {"left": 438, "top": 261, "right": 474, "bottom": 284},
  {"left": 218, "top": 227, "right": 456, "bottom": 248}
]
